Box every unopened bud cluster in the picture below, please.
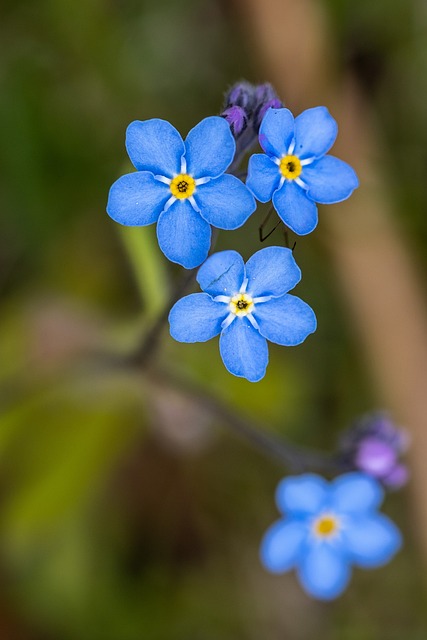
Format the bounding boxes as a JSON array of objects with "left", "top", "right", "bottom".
[
  {"left": 221, "top": 81, "right": 283, "bottom": 138},
  {"left": 339, "top": 412, "right": 408, "bottom": 489}
]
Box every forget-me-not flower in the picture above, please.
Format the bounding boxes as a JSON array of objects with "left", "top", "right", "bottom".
[
  {"left": 107, "top": 117, "right": 256, "bottom": 269},
  {"left": 260, "top": 472, "right": 402, "bottom": 600},
  {"left": 246, "top": 107, "right": 359, "bottom": 235},
  {"left": 168, "top": 246, "right": 316, "bottom": 382}
]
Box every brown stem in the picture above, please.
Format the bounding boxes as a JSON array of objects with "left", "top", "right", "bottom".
[
  {"left": 129, "top": 267, "right": 197, "bottom": 368},
  {"left": 147, "top": 366, "right": 344, "bottom": 474}
]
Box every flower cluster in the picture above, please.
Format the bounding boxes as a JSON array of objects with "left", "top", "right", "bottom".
[
  {"left": 105, "top": 82, "right": 404, "bottom": 603},
  {"left": 260, "top": 473, "right": 401, "bottom": 600},
  {"left": 106, "top": 87, "right": 358, "bottom": 379},
  {"left": 338, "top": 412, "right": 409, "bottom": 489},
  {"left": 221, "top": 81, "right": 283, "bottom": 139}
]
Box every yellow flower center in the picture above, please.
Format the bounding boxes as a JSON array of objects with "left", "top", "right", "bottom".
[
  {"left": 170, "top": 174, "right": 196, "bottom": 199},
  {"left": 313, "top": 514, "right": 339, "bottom": 538},
  {"left": 279, "top": 155, "right": 302, "bottom": 180},
  {"left": 230, "top": 293, "right": 254, "bottom": 317}
]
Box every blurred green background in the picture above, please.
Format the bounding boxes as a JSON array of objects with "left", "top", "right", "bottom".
[{"left": 1, "top": 0, "right": 427, "bottom": 638}]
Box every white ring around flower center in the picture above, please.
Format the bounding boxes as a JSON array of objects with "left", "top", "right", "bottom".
[
  {"left": 229, "top": 293, "right": 254, "bottom": 317},
  {"left": 311, "top": 512, "right": 341, "bottom": 540}
]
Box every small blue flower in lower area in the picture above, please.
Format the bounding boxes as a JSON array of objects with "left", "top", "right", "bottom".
[
  {"left": 260, "top": 472, "right": 402, "bottom": 600},
  {"left": 168, "top": 246, "right": 316, "bottom": 382},
  {"left": 246, "top": 107, "right": 359, "bottom": 235},
  {"left": 107, "top": 116, "right": 256, "bottom": 269}
]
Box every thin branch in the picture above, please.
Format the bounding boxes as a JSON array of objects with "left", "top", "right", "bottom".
[
  {"left": 149, "top": 366, "right": 345, "bottom": 474},
  {"left": 259, "top": 205, "right": 282, "bottom": 242},
  {"left": 128, "top": 267, "right": 197, "bottom": 367},
  {"left": 128, "top": 229, "right": 221, "bottom": 368}
]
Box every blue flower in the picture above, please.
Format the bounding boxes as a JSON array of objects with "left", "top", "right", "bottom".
[
  {"left": 246, "top": 107, "right": 359, "bottom": 235},
  {"left": 168, "top": 246, "right": 316, "bottom": 382},
  {"left": 260, "top": 472, "right": 402, "bottom": 600},
  {"left": 107, "top": 117, "right": 256, "bottom": 269}
]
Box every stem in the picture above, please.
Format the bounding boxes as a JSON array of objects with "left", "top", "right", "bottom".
[
  {"left": 129, "top": 267, "right": 197, "bottom": 367},
  {"left": 128, "top": 228, "right": 220, "bottom": 368},
  {"left": 118, "top": 226, "right": 169, "bottom": 321},
  {"left": 149, "top": 366, "right": 344, "bottom": 474},
  {"left": 259, "top": 205, "right": 282, "bottom": 242}
]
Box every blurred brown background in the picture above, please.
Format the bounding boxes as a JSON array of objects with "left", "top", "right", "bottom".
[{"left": 1, "top": 0, "right": 427, "bottom": 637}]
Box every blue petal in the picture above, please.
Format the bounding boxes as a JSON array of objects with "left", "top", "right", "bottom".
[
  {"left": 197, "top": 250, "right": 245, "bottom": 297},
  {"left": 331, "top": 473, "right": 384, "bottom": 514},
  {"left": 106, "top": 172, "right": 169, "bottom": 226},
  {"left": 294, "top": 106, "right": 338, "bottom": 159},
  {"left": 254, "top": 295, "right": 317, "bottom": 346},
  {"left": 246, "top": 154, "right": 281, "bottom": 202},
  {"left": 298, "top": 545, "right": 351, "bottom": 600},
  {"left": 276, "top": 474, "right": 328, "bottom": 516},
  {"left": 219, "top": 317, "right": 268, "bottom": 382},
  {"left": 343, "top": 514, "right": 402, "bottom": 568},
  {"left": 273, "top": 181, "right": 318, "bottom": 235},
  {"left": 260, "top": 520, "right": 306, "bottom": 573},
  {"left": 157, "top": 199, "right": 211, "bottom": 269},
  {"left": 169, "top": 293, "right": 228, "bottom": 343},
  {"left": 303, "top": 155, "right": 359, "bottom": 204},
  {"left": 185, "top": 116, "right": 235, "bottom": 179},
  {"left": 195, "top": 175, "right": 256, "bottom": 230},
  {"left": 126, "top": 119, "right": 184, "bottom": 176},
  {"left": 258, "top": 108, "right": 295, "bottom": 158},
  {"left": 245, "top": 247, "right": 301, "bottom": 298}
]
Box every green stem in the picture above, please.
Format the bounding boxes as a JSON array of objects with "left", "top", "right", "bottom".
[{"left": 118, "top": 226, "right": 170, "bottom": 321}]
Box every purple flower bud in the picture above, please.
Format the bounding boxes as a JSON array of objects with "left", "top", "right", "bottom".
[
  {"left": 252, "top": 83, "right": 284, "bottom": 131},
  {"left": 254, "top": 82, "right": 279, "bottom": 103},
  {"left": 220, "top": 80, "right": 283, "bottom": 159},
  {"left": 355, "top": 437, "right": 397, "bottom": 476},
  {"left": 221, "top": 105, "right": 248, "bottom": 137},
  {"left": 383, "top": 464, "right": 409, "bottom": 490},
  {"left": 225, "top": 82, "right": 255, "bottom": 111},
  {"left": 338, "top": 412, "right": 408, "bottom": 490}
]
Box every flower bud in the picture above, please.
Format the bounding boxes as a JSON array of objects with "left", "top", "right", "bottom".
[
  {"left": 338, "top": 412, "right": 408, "bottom": 489},
  {"left": 225, "top": 82, "right": 255, "bottom": 111},
  {"left": 253, "top": 83, "right": 283, "bottom": 131},
  {"left": 221, "top": 105, "right": 248, "bottom": 137}
]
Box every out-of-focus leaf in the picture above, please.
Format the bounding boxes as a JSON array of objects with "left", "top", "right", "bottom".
[
  {"left": 118, "top": 225, "right": 170, "bottom": 321},
  {"left": 1, "top": 372, "right": 146, "bottom": 544}
]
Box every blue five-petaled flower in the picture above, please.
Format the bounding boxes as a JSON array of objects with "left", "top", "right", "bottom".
[
  {"left": 168, "top": 246, "right": 317, "bottom": 382},
  {"left": 260, "top": 472, "right": 402, "bottom": 600},
  {"left": 246, "top": 107, "right": 359, "bottom": 235},
  {"left": 106, "top": 117, "right": 256, "bottom": 269}
]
